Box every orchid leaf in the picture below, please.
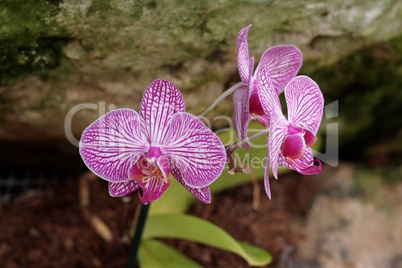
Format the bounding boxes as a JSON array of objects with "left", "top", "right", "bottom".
[
  {"left": 149, "top": 177, "right": 194, "bottom": 215},
  {"left": 138, "top": 239, "right": 201, "bottom": 268},
  {"left": 143, "top": 214, "right": 272, "bottom": 266}
]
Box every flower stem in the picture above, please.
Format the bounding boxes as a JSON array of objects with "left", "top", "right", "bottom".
[
  {"left": 198, "top": 82, "right": 244, "bottom": 118},
  {"left": 227, "top": 128, "right": 269, "bottom": 153},
  {"left": 125, "top": 203, "right": 151, "bottom": 268}
]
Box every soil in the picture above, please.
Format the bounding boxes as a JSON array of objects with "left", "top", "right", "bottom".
[{"left": 0, "top": 171, "right": 320, "bottom": 268}]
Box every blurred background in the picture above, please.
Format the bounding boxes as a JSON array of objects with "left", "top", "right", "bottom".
[{"left": 1, "top": 0, "right": 402, "bottom": 267}]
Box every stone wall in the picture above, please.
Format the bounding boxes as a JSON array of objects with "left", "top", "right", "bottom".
[{"left": 1, "top": 0, "right": 402, "bottom": 171}]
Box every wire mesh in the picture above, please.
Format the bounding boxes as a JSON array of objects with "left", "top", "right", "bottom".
[{"left": 0, "top": 170, "right": 74, "bottom": 204}]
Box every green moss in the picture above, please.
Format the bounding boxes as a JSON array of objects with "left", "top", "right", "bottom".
[
  {"left": 0, "top": 0, "right": 67, "bottom": 84},
  {"left": 0, "top": 0, "right": 62, "bottom": 44},
  {"left": 305, "top": 36, "right": 402, "bottom": 163},
  {"left": 0, "top": 37, "right": 70, "bottom": 84}
]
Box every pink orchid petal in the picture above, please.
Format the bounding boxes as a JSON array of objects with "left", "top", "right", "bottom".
[
  {"left": 232, "top": 85, "right": 250, "bottom": 150},
  {"left": 249, "top": 57, "right": 255, "bottom": 81},
  {"left": 257, "top": 69, "right": 283, "bottom": 124},
  {"left": 299, "top": 159, "right": 322, "bottom": 175},
  {"left": 255, "top": 45, "right": 302, "bottom": 94},
  {"left": 171, "top": 165, "right": 211, "bottom": 203},
  {"left": 285, "top": 76, "right": 324, "bottom": 134},
  {"left": 269, "top": 111, "right": 288, "bottom": 180},
  {"left": 279, "top": 147, "right": 322, "bottom": 175},
  {"left": 108, "top": 181, "right": 140, "bottom": 197},
  {"left": 79, "top": 109, "right": 148, "bottom": 182},
  {"left": 259, "top": 68, "right": 288, "bottom": 180},
  {"left": 252, "top": 113, "right": 270, "bottom": 127},
  {"left": 263, "top": 141, "right": 272, "bottom": 199},
  {"left": 249, "top": 89, "right": 269, "bottom": 127},
  {"left": 137, "top": 175, "right": 171, "bottom": 205},
  {"left": 140, "top": 79, "right": 185, "bottom": 144},
  {"left": 163, "top": 112, "right": 226, "bottom": 188},
  {"left": 237, "top": 24, "right": 252, "bottom": 84}
]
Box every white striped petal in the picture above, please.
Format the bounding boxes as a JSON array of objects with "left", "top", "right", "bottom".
[
  {"left": 109, "top": 181, "right": 140, "bottom": 197},
  {"left": 140, "top": 79, "right": 185, "bottom": 145},
  {"left": 237, "top": 24, "right": 252, "bottom": 84},
  {"left": 285, "top": 76, "right": 324, "bottom": 134},
  {"left": 269, "top": 111, "right": 288, "bottom": 180},
  {"left": 278, "top": 147, "right": 322, "bottom": 175},
  {"left": 163, "top": 112, "right": 226, "bottom": 188},
  {"left": 263, "top": 144, "right": 272, "bottom": 199},
  {"left": 257, "top": 69, "right": 283, "bottom": 124},
  {"left": 79, "top": 109, "right": 148, "bottom": 182},
  {"left": 255, "top": 45, "right": 302, "bottom": 94},
  {"left": 170, "top": 165, "right": 211, "bottom": 203}
]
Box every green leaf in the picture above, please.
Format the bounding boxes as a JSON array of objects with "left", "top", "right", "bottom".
[
  {"left": 149, "top": 178, "right": 195, "bottom": 215},
  {"left": 138, "top": 239, "right": 201, "bottom": 268},
  {"left": 143, "top": 214, "right": 272, "bottom": 266}
]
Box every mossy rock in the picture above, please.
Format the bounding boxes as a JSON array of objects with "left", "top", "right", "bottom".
[
  {"left": 1, "top": 0, "right": 402, "bottom": 170},
  {"left": 307, "top": 36, "right": 402, "bottom": 164}
]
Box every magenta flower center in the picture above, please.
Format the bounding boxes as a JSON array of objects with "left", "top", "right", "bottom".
[
  {"left": 249, "top": 91, "right": 265, "bottom": 116},
  {"left": 128, "top": 152, "right": 171, "bottom": 203},
  {"left": 249, "top": 80, "right": 264, "bottom": 115},
  {"left": 128, "top": 157, "right": 166, "bottom": 183},
  {"left": 281, "top": 125, "right": 316, "bottom": 160}
]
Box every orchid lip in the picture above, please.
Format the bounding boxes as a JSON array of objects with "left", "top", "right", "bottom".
[
  {"left": 128, "top": 156, "right": 171, "bottom": 204},
  {"left": 282, "top": 125, "right": 317, "bottom": 160},
  {"left": 299, "top": 159, "right": 322, "bottom": 175},
  {"left": 281, "top": 132, "right": 306, "bottom": 160}
]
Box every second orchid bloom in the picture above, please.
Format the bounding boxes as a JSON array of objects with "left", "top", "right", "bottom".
[
  {"left": 258, "top": 72, "right": 324, "bottom": 198},
  {"left": 234, "top": 24, "right": 324, "bottom": 198},
  {"left": 233, "top": 24, "right": 303, "bottom": 150}
]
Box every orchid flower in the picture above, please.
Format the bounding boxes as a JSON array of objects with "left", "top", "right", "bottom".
[
  {"left": 79, "top": 79, "right": 226, "bottom": 204},
  {"left": 233, "top": 24, "right": 302, "bottom": 150},
  {"left": 258, "top": 73, "right": 324, "bottom": 199}
]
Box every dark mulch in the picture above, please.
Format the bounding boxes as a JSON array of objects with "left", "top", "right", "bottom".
[{"left": 0, "top": 172, "right": 320, "bottom": 267}]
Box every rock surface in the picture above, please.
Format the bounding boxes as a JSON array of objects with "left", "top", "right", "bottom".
[
  {"left": 1, "top": 0, "right": 402, "bottom": 170},
  {"left": 295, "top": 164, "right": 402, "bottom": 268}
]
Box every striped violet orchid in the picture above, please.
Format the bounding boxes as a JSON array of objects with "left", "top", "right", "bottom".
[
  {"left": 79, "top": 79, "right": 226, "bottom": 204},
  {"left": 233, "top": 24, "right": 302, "bottom": 150},
  {"left": 258, "top": 73, "right": 324, "bottom": 199}
]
